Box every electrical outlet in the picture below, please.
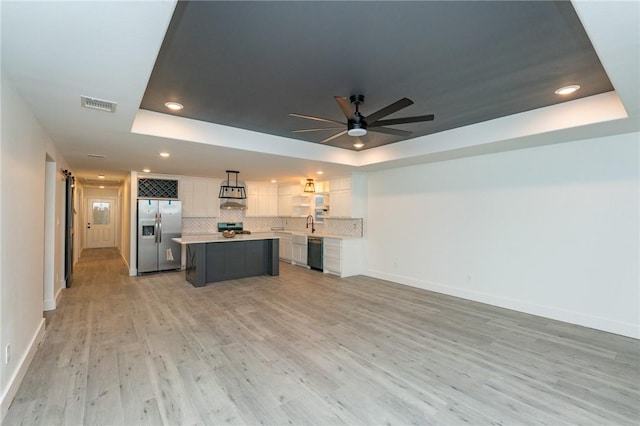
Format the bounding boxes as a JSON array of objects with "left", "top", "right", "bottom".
[{"left": 5, "top": 344, "right": 10, "bottom": 364}]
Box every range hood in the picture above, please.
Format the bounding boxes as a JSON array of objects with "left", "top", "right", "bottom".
[
  {"left": 220, "top": 200, "right": 247, "bottom": 210},
  {"left": 219, "top": 170, "right": 248, "bottom": 210}
]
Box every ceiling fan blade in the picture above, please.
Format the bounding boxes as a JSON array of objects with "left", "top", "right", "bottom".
[
  {"left": 334, "top": 96, "right": 354, "bottom": 120},
  {"left": 370, "top": 114, "right": 435, "bottom": 127},
  {"left": 289, "top": 113, "right": 345, "bottom": 125},
  {"left": 321, "top": 130, "right": 347, "bottom": 143},
  {"left": 368, "top": 127, "right": 412, "bottom": 137},
  {"left": 292, "top": 127, "right": 344, "bottom": 133},
  {"left": 364, "top": 98, "right": 414, "bottom": 124}
]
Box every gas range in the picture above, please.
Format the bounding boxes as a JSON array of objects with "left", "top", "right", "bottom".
[{"left": 217, "top": 222, "right": 251, "bottom": 235}]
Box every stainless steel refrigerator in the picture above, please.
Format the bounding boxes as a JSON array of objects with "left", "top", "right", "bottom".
[{"left": 137, "top": 199, "right": 182, "bottom": 274}]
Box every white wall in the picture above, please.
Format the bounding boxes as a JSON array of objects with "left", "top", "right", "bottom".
[
  {"left": 1, "top": 75, "right": 56, "bottom": 416},
  {"left": 365, "top": 133, "right": 639, "bottom": 338}
]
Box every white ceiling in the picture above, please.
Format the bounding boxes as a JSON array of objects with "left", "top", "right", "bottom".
[{"left": 1, "top": 1, "right": 638, "bottom": 186}]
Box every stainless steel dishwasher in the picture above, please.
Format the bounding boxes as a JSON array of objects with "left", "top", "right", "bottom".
[{"left": 307, "top": 236, "right": 323, "bottom": 271}]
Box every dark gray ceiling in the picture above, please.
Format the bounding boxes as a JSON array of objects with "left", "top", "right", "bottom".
[{"left": 140, "top": 1, "right": 613, "bottom": 151}]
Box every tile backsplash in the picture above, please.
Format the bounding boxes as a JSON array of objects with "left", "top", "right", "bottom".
[{"left": 183, "top": 210, "right": 363, "bottom": 237}]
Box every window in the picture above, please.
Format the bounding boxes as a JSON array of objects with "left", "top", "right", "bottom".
[{"left": 92, "top": 202, "right": 110, "bottom": 225}]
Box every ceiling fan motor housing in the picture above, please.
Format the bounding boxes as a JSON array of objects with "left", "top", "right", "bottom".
[
  {"left": 349, "top": 95, "right": 367, "bottom": 136},
  {"left": 350, "top": 94, "right": 365, "bottom": 105}
]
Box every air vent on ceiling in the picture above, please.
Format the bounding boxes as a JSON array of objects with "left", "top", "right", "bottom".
[
  {"left": 87, "top": 154, "right": 107, "bottom": 159},
  {"left": 81, "top": 96, "right": 117, "bottom": 113}
]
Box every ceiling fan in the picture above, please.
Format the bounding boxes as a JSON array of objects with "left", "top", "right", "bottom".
[{"left": 290, "top": 94, "right": 434, "bottom": 144}]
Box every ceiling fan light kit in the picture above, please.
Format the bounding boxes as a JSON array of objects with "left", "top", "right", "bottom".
[
  {"left": 347, "top": 126, "right": 367, "bottom": 137},
  {"left": 291, "top": 94, "right": 434, "bottom": 149}
]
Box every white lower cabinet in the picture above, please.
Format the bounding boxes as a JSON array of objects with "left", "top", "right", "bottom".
[
  {"left": 323, "top": 238, "right": 341, "bottom": 275},
  {"left": 291, "top": 234, "right": 308, "bottom": 266},
  {"left": 277, "top": 233, "right": 292, "bottom": 262},
  {"left": 323, "top": 237, "right": 363, "bottom": 277}
]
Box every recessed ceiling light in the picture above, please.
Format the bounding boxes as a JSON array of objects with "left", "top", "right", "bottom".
[
  {"left": 99, "top": 185, "right": 105, "bottom": 189},
  {"left": 316, "top": 171, "right": 323, "bottom": 175},
  {"left": 159, "top": 152, "right": 170, "bottom": 157},
  {"left": 353, "top": 141, "right": 365, "bottom": 149},
  {"left": 98, "top": 174, "right": 105, "bottom": 179},
  {"left": 142, "top": 168, "right": 151, "bottom": 173},
  {"left": 271, "top": 179, "right": 277, "bottom": 183},
  {"left": 164, "top": 101, "right": 184, "bottom": 110},
  {"left": 554, "top": 85, "right": 581, "bottom": 95}
]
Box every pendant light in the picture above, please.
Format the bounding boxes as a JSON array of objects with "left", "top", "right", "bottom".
[
  {"left": 304, "top": 178, "right": 316, "bottom": 193},
  {"left": 218, "top": 170, "right": 247, "bottom": 199}
]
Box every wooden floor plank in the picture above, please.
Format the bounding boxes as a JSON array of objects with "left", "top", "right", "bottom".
[{"left": 3, "top": 247, "right": 639, "bottom": 425}]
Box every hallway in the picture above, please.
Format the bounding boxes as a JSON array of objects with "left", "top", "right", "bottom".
[{"left": 4, "top": 249, "right": 640, "bottom": 425}]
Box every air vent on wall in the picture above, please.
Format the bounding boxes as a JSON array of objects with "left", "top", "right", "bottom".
[{"left": 81, "top": 96, "right": 117, "bottom": 113}]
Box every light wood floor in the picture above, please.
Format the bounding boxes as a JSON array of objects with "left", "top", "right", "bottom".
[{"left": 4, "top": 248, "right": 639, "bottom": 425}]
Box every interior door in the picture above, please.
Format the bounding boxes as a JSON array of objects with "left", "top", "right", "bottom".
[{"left": 86, "top": 197, "right": 116, "bottom": 248}]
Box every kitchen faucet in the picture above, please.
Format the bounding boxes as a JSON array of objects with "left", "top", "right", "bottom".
[{"left": 306, "top": 215, "right": 315, "bottom": 233}]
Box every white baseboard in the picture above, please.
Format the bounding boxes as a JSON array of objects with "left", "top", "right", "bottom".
[
  {"left": 0, "top": 318, "right": 46, "bottom": 421},
  {"left": 118, "top": 249, "right": 137, "bottom": 276},
  {"left": 43, "top": 298, "right": 56, "bottom": 311},
  {"left": 55, "top": 286, "right": 63, "bottom": 306},
  {"left": 367, "top": 270, "right": 639, "bottom": 339},
  {"left": 43, "top": 285, "right": 63, "bottom": 311}
]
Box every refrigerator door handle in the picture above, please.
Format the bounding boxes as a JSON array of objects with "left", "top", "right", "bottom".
[
  {"left": 154, "top": 214, "right": 159, "bottom": 244},
  {"left": 157, "top": 214, "right": 162, "bottom": 243}
]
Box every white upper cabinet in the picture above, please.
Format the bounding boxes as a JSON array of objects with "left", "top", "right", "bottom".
[
  {"left": 328, "top": 173, "right": 366, "bottom": 218},
  {"left": 278, "top": 184, "right": 293, "bottom": 217},
  {"left": 180, "top": 177, "right": 221, "bottom": 217},
  {"left": 246, "top": 182, "right": 279, "bottom": 217}
]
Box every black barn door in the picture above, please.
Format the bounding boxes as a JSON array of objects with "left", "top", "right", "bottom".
[{"left": 63, "top": 170, "right": 74, "bottom": 287}]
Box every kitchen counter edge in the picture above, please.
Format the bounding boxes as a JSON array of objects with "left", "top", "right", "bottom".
[{"left": 173, "top": 234, "right": 280, "bottom": 244}]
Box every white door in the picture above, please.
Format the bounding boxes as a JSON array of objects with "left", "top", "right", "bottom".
[{"left": 86, "top": 197, "right": 116, "bottom": 248}]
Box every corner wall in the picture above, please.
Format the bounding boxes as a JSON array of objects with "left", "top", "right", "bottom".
[
  {"left": 120, "top": 173, "right": 132, "bottom": 270},
  {"left": 365, "top": 133, "right": 639, "bottom": 338}
]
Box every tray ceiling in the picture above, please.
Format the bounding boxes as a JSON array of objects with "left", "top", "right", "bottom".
[{"left": 140, "top": 1, "right": 613, "bottom": 151}]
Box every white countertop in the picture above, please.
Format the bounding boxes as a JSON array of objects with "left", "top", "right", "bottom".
[
  {"left": 173, "top": 234, "right": 279, "bottom": 244},
  {"left": 176, "top": 231, "right": 361, "bottom": 244},
  {"left": 271, "top": 231, "right": 362, "bottom": 240}
]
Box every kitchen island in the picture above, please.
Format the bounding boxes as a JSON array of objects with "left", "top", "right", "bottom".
[{"left": 172, "top": 234, "right": 279, "bottom": 287}]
